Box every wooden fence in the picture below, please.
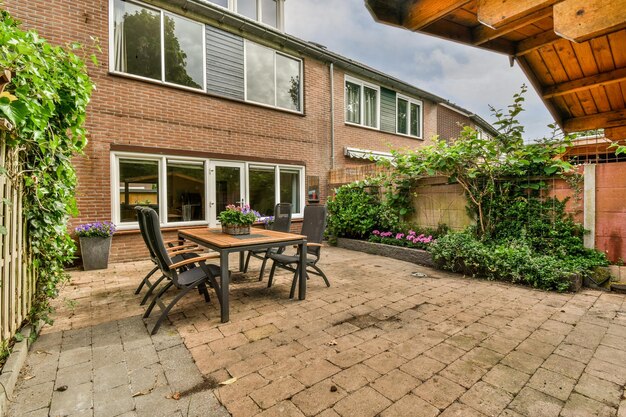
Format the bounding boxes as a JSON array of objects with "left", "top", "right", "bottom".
[
  {"left": 0, "top": 141, "right": 36, "bottom": 344},
  {"left": 328, "top": 163, "right": 390, "bottom": 188}
]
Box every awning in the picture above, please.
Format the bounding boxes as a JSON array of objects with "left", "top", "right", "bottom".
[{"left": 344, "top": 147, "right": 393, "bottom": 161}]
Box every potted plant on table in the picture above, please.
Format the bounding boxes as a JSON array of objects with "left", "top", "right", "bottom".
[
  {"left": 218, "top": 204, "right": 259, "bottom": 235},
  {"left": 75, "top": 221, "right": 116, "bottom": 271}
]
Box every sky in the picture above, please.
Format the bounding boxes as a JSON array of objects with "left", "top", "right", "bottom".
[{"left": 284, "top": 0, "right": 556, "bottom": 141}]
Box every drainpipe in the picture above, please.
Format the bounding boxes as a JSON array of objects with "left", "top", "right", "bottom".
[{"left": 330, "top": 62, "right": 335, "bottom": 169}]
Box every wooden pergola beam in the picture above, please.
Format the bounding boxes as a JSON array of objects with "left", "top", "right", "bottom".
[
  {"left": 553, "top": 0, "right": 626, "bottom": 43},
  {"left": 477, "top": 0, "right": 561, "bottom": 29},
  {"left": 423, "top": 19, "right": 515, "bottom": 55},
  {"left": 515, "top": 29, "right": 561, "bottom": 56},
  {"left": 473, "top": 8, "right": 553, "bottom": 46},
  {"left": 564, "top": 109, "right": 626, "bottom": 132},
  {"left": 543, "top": 67, "right": 626, "bottom": 99},
  {"left": 605, "top": 127, "right": 626, "bottom": 140},
  {"left": 404, "top": 0, "right": 472, "bottom": 31}
]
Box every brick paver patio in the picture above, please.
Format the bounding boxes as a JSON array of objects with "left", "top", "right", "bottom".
[{"left": 7, "top": 246, "right": 626, "bottom": 416}]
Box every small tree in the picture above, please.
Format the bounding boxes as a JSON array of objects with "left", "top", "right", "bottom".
[{"left": 387, "top": 86, "right": 573, "bottom": 237}]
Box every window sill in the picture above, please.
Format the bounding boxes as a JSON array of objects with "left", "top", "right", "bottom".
[
  {"left": 344, "top": 122, "right": 424, "bottom": 140},
  {"left": 108, "top": 71, "right": 306, "bottom": 117},
  {"left": 344, "top": 121, "right": 380, "bottom": 132}
]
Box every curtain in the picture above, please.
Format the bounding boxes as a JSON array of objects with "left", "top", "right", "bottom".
[
  {"left": 113, "top": 3, "right": 127, "bottom": 73},
  {"left": 345, "top": 82, "right": 360, "bottom": 124},
  {"left": 363, "top": 87, "right": 377, "bottom": 127}
]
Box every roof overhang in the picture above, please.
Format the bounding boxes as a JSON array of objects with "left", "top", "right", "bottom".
[{"left": 365, "top": 0, "right": 626, "bottom": 136}]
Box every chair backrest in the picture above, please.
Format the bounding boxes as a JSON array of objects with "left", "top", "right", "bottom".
[
  {"left": 135, "top": 206, "right": 156, "bottom": 260},
  {"left": 143, "top": 207, "right": 174, "bottom": 279},
  {"left": 272, "top": 203, "right": 292, "bottom": 232},
  {"left": 300, "top": 205, "right": 327, "bottom": 258}
]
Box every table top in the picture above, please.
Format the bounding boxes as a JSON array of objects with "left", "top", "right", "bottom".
[{"left": 179, "top": 227, "right": 306, "bottom": 249}]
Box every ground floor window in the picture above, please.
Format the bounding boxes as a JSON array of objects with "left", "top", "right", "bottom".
[{"left": 111, "top": 152, "right": 305, "bottom": 229}]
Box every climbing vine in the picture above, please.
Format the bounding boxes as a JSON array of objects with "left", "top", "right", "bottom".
[{"left": 0, "top": 10, "right": 94, "bottom": 323}]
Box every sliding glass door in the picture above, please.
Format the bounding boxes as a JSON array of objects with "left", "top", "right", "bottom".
[{"left": 209, "top": 161, "right": 245, "bottom": 226}]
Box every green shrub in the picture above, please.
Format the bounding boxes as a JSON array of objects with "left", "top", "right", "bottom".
[{"left": 430, "top": 231, "right": 607, "bottom": 292}]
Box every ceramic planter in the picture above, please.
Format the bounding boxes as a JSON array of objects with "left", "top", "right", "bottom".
[{"left": 222, "top": 224, "right": 250, "bottom": 235}]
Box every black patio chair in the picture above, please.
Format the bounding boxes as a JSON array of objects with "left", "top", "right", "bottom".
[
  {"left": 134, "top": 206, "right": 202, "bottom": 306},
  {"left": 141, "top": 207, "right": 223, "bottom": 334},
  {"left": 243, "top": 203, "right": 292, "bottom": 281},
  {"left": 267, "top": 205, "right": 330, "bottom": 298}
]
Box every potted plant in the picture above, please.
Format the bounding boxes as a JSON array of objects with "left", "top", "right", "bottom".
[
  {"left": 218, "top": 204, "right": 259, "bottom": 235},
  {"left": 75, "top": 221, "right": 116, "bottom": 271}
]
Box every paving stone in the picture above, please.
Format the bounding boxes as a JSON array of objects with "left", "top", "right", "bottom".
[
  {"left": 481, "top": 364, "right": 529, "bottom": 395},
  {"left": 93, "top": 362, "right": 128, "bottom": 392},
  {"left": 333, "top": 386, "right": 392, "bottom": 417},
  {"left": 441, "top": 358, "right": 489, "bottom": 389},
  {"left": 50, "top": 381, "right": 93, "bottom": 417},
  {"left": 413, "top": 376, "right": 466, "bottom": 410},
  {"left": 259, "top": 357, "right": 304, "bottom": 381},
  {"left": 560, "top": 393, "right": 617, "bottom": 417},
  {"left": 371, "top": 369, "right": 420, "bottom": 401},
  {"left": 363, "top": 351, "right": 406, "bottom": 374},
  {"left": 575, "top": 373, "right": 622, "bottom": 407},
  {"left": 250, "top": 376, "right": 305, "bottom": 409},
  {"left": 380, "top": 394, "right": 439, "bottom": 417},
  {"left": 59, "top": 346, "right": 92, "bottom": 369},
  {"left": 527, "top": 367, "right": 575, "bottom": 401},
  {"left": 256, "top": 400, "right": 306, "bottom": 417},
  {"left": 541, "top": 353, "right": 586, "bottom": 380},
  {"left": 586, "top": 358, "right": 626, "bottom": 385},
  {"left": 12, "top": 381, "right": 55, "bottom": 414},
  {"left": 501, "top": 350, "right": 544, "bottom": 374},
  {"left": 292, "top": 359, "right": 341, "bottom": 387},
  {"left": 93, "top": 384, "right": 133, "bottom": 417},
  {"left": 218, "top": 371, "right": 269, "bottom": 405},
  {"left": 124, "top": 344, "right": 159, "bottom": 371},
  {"left": 331, "top": 363, "right": 380, "bottom": 393},
  {"left": 459, "top": 381, "right": 512, "bottom": 417},
  {"left": 292, "top": 378, "right": 347, "bottom": 416},
  {"left": 400, "top": 355, "right": 445, "bottom": 381},
  {"left": 224, "top": 395, "right": 261, "bottom": 417},
  {"left": 508, "top": 387, "right": 563, "bottom": 417},
  {"left": 327, "top": 347, "right": 370, "bottom": 369},
  {"left": 423, "top": 342, "right": 465, "bottom": 364},
  {"left": 55, "top": 361, "right": 93, "bottom": 389}
]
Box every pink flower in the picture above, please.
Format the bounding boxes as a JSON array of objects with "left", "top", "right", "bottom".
[
  {"left": 396, "top": 233, "right": 404, "bottom": 240},
  {"left": 408, "top": 230, "right": 416, "bottom": 235},
  {"left": 372, "top": 230, "right": 380, "bottom": 235}
]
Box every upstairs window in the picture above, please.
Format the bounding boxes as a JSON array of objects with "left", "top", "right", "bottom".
[
  {"left": 397, "top": 95, "right": 422, "bottom": 138},
  {"left": 112, "top": 0, "right": 205, "bottom": 90},
  {"left": 345, "top": 76, "right": 379, "bottom": 129},
  {"left": 245, "top": 41, "right": 302, "bottom": 112},
  {"left": 235, "top": 0, "right": 280, "bottom": 29}
]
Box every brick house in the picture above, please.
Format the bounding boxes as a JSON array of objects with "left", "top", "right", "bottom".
[{"left": 4, "top": 0, "right": 495, "bottom": 262}]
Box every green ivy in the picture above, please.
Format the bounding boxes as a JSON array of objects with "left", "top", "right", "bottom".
[{"left": 0, "top": 11, "right": 94, "bottom": 323}]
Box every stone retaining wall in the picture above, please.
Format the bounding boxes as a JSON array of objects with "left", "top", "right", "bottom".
[{"left": 336, "top": 238, "right": 434, "bottom": 267}]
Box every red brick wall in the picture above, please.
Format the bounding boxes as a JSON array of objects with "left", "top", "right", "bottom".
[
  {"left": 437, "top": 105, "right": 477, "bottom": 143},
  {"left": 332, "top": 68, "right": 438, "bottom": 169}
]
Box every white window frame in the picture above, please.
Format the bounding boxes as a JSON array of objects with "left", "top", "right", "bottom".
[
  {"left": 344, "top": 75, "right": 380, "bottom": 130},
  {"left": 108, "top": 0, "right": 207, "bottom": 93},
  {"left": 243, "top": 40, "right": 303, "bottom": 114},
  {"left": 245, "top": 162, "right": 305, "bottom": 218},
  {"left": 396, "top": 94, "right": 423, "bottom": 139},
  {"left": 111, "top": 151, "right": 305, "bottom": 230}
]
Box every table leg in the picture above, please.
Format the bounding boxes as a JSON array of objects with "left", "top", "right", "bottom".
[
  {"left": 220, "top": 251, "right": 230, "bottom": 323},
  {"left": 298, "top": 241, "right": 307, "bottom": 300},
  {"left": 239, "top": 251, "right": 245, "bottom": 271}
]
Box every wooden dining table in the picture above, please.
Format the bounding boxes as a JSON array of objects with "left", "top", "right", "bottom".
[{"left": 178, "top": 227, "right": 308, "bottom": 323}]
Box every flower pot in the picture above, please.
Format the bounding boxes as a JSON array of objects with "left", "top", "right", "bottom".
[
  {"left": 79, "top": 236, "right": 112, "bottom": 271},
  {"left": 222, "top": 224, "right": 250, "bottom": 235}
]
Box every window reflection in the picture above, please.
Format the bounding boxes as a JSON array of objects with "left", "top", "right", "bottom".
[
  {"left": 410, "top": 102, "right": 420, "bottom": 137},
  {"left": 261, "top": 0, "right": 277, "bottom": 27},
  {"left": 345, "top": 82, "right": 361, "bottom": 124},
  {"left": 276, "top": 54, "right": 300, "bottom": 111},
  {"left": 164, "top": 13, "right": 204, "bottom": 89},
  {"left": 238, "top": 0, "right": 257, "bottom": 20},
  {"left": 246, "top": 42, "right": 275, "bottom": 106},
  {"left": 280, "top": 169, "right": 300, "bottom": 213},
  {"left": 249, "top": 166, "right": 276, "bottom": 216},
  {"left": 167, "top": 162, "right": 205, "bottom": 222},
  {"left": 215, "top": 166, "right": 241, "bottom": 218},
  {"left": 113, "top": 0, "right": 161, "bottom": 80},
  {"left": 119, "top": 159, "right": 159, "bottom": 222},
  {"left": 207, "top": 0, "right": 228, "bottom": 7},
  {"left": 397, "top": 98, "right": 408, "bottom": 134}
]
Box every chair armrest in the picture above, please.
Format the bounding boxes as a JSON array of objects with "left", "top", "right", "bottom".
[
  {"left": 168, "top": 249, "right": 202, "bottom": 257},
  {"left": 307, "top": 243, "right": 323, "bottom": 247},
  {"left": 169, "top": 253, "right": 220, "bottom": 270},
  {"left": 167, "top": 243, "right": 199, "bottom": 253}
]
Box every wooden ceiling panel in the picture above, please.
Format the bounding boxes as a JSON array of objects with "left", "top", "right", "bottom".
[
  {"left": 553, "top": 42, "right": 598, "bottom": 115},
  {"left": 587, "top": 86, "right": 613, "bottom": 113},
  {"left": 552, "top": 96, "right": 573, "bottom": 119},
  {"left": 591, "top": 37, "right": 625, "bottom": 110},
  {"left": 447, "top": 8, "right": 477, "bottom": 26},
  {"left": 524, "top": 50, "right": 557, "bottom": 86},
  {"left": 533, "top": 16, "right": 554, "bottom": 31}
]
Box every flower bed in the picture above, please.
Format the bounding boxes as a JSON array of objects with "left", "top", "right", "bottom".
[{"left": 336, "top": 238, "right": 434, "bottom": 267}]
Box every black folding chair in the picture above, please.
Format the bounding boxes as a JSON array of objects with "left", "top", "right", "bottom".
[
  {"left": 141, "top": 208, "right": 223, "bottom": 334},
  {"left": 134, "top": 206, "right": 201, "bottom": 305},
  {"left": 267, "top": 205, "right": 330, "bottom": 298},
  {"left": 243, "top": 203, "right": 292, "bottom": 281}
]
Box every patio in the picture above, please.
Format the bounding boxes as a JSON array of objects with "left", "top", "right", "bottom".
[{"left": 7, "top": 246, "right": 626, "bottom": 417}]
